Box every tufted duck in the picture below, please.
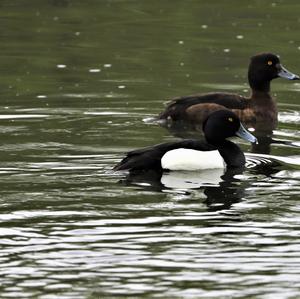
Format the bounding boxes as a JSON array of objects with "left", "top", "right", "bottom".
[
  {"left": 158, "top": 53, "right": 299, "bottom": 131},
  {"left": 114, "top": 110, "right": 257, "bottom": 173}
]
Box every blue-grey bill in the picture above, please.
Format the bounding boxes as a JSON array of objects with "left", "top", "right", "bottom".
[
  {"left": 278, "top": 65, "right": 299, "bottom": 80},
  {"left": 236, "top": 124, "right": 257, "bottom": 144}
]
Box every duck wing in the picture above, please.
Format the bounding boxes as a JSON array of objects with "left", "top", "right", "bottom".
[
  {"left": 159, "top": 92, "right": 249, "bottom": 121},
  {"left": 113, "top": 139, "right": 215, "bottom": 172}
]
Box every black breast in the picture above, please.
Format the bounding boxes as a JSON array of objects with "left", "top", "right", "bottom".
[{"left": 218, "top": 140, "right": 246, "bottom": 167}]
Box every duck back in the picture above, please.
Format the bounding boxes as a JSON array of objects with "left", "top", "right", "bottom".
[
  {"left": 159, "top": 92, "right": 248, "bottom": 121},
  {"left": 113, "top": 139, "right": 215, "bottom": 173}
]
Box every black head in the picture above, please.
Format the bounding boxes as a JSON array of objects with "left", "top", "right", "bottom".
[
  {"left": 248, "top": 53, "right": 299, "bottom": 92},
  {"left": 203, "top": 110, "right": 257, "bottom": 145}
]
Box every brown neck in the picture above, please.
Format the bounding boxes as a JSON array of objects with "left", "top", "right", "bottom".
[
  {"left": 249, "top": 90, "right": 274, "bottom": 106},
  {"left": 248, "top": 70, "right": 271, "bottom": 93}
]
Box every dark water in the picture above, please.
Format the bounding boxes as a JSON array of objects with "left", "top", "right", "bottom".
[{"left": 0, "top": 0, "right": 300, "bottom": 298}]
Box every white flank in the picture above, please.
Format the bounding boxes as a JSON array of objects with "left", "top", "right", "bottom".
[{"left": 161, "top": 148, "right": 225, "bottom": 171}]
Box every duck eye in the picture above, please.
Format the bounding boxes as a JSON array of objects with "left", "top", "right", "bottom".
[
  {"left": 267, "top": 60, "right": 273, "bottom": 66},
  {"left": 228, "top": 117, "right": 233, "bottom": 122}
]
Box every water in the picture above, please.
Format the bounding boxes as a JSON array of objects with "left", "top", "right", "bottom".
[{"left": 0, "top": 0, "right": 300, "bottom": 298}]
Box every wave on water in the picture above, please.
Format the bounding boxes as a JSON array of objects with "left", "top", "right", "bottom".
[{"left": 246, "top": 153, "right": 300, "bottom": 170}]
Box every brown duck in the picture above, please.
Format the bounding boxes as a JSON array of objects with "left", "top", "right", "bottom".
[{"left": 159, "top": 53, "right": 299, "bottom": 132}]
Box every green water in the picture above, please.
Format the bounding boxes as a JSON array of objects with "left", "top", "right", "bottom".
[{"left": 0, "top": 1, "right": 300, "bottom": 298}]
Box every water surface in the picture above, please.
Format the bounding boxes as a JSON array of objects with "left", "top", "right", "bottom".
[{"left": 0, "top": 1, "right": 300, "bottom": 298}]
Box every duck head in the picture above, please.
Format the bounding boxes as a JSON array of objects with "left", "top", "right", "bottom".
[
  {"left": 248, "top": 53, "right": 299, "bottom": 92},
  {"left": 203, "top": 110, "right": 257, "bottom": 145}
]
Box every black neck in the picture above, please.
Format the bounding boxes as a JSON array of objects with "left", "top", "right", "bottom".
[{"left": 216, "top": 140, "right": 246, "bottom": 168}]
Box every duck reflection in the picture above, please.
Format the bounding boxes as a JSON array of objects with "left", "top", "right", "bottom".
[{"left": 120, "top": 167, "right": 246, "bottom": 211}]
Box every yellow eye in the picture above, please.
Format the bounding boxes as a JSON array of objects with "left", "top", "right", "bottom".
[
  {"left": 267, "top": 60, "right": 273, "bottom": 66},
  {"left": 228, "top": 117, "right": 233, "bottom": 122}
]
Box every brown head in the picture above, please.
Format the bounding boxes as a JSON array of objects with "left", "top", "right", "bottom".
[{"left": 248, "top": 53, "right": 299, "bottom": 92}]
